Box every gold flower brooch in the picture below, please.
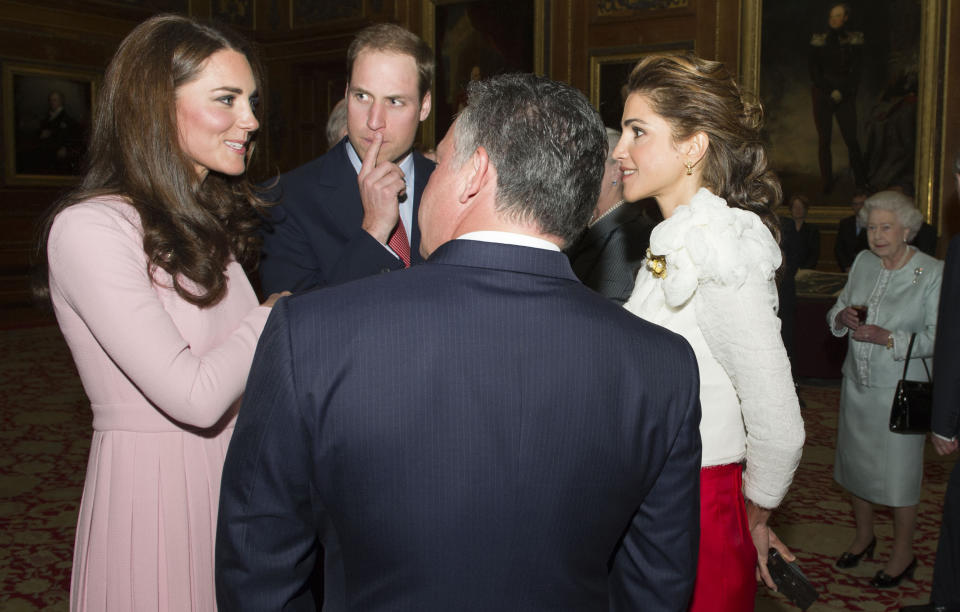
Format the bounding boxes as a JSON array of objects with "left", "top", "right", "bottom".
[{"left": 646, "top": 248, "right": 667, "bottom": 279}]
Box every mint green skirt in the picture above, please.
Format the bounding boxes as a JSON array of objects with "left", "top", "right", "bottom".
[{"left": 834, "top": 377, "right": 925, "bottom": 506}]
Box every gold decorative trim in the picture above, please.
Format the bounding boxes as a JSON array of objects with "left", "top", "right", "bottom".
[
  {"left": 534, "top": 0, "right": 545, "bottom": 76},
  {"left": 937, "top": 0, "right": 954, "bottom": 235},
  {"left": 916, "top": 0, "right": 945, "bottom": 226},
  {"left": 738, "top": 0, "right": 761, "bottom": 94},
  {"left": 566, "top": 0, "right": 573, "bottom": 84},
  {"left": 589, "top": 47, "right": 688, "bottom": 111},
  {"left": 420, "top": 0, "right": 546, "bottom": 149},
  {"left": 421, "top": 0, "right": 436, "bottom": 149},
  {"left": 597, "top": 0, "right": 688, "bottom": 17}
]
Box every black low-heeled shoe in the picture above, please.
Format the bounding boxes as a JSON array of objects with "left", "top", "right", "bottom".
[
  {"left": 835, "top": 537, "right": 876, "bottom": 568},
  {"left": 870, "top": 557, "right": 917, "bottom": 588}
]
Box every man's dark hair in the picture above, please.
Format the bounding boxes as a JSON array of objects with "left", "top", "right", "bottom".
[
  {"left": 346, "top": 23, "right": 435, "bottom": 100},
  {"left": 454, "top": 73, "right": 606, "bottom": 246}
]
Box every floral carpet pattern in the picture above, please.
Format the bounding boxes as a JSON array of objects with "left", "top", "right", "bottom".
[
  {"left": 758, "top": 383, "right": 955, "bottom": 611},
  {"left": 1, "top": 326, "right": 89, "bottom": 611},
  {"left": 0, "top": 326, "right": 954, "bottom": 611}
]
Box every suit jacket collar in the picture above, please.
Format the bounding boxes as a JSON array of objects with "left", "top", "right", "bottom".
[
  {"left": 570, "top": 203, "right": 647, "bottom": 255},
  {"left": 313, "top": 139, "right": 434, "bottom": 265},
  {"left": 427, "top": 239, "right": 579, "bottom": 281}
]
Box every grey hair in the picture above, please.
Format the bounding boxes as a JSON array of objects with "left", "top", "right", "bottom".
[
  {"left": 859, "top": 190, "right": 923, "bottom": 241},
  {"left": 605, "top": 127, "right": 620, "bottom": 156},
  {"left": 325, "top": 98, "right": 347, "bottom": 150},
  {"left": 453, "top": 73, "right": 607, "bottom": 245}
]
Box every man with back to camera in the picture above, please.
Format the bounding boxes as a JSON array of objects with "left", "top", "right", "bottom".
[
  {"left": 216, "top": 73, "right": 703, "bottom": 612},
  {"left": 259, "top": 23, "right": 435, "bottom": 293}
]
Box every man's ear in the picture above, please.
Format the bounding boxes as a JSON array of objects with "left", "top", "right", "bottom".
[
  {"left": 419, "top": 90, "right": 432, "bottom": 122},
  {"left": 459, "top": 146, "right": 489, "bottom": 204}
]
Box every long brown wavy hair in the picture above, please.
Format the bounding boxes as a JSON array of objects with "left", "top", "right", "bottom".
[
  {"left": 624, "top": 53, "right": 783, "bottom": 244},
  {"left": 34, "top": 14, "right": 269, "bottom": 307}
]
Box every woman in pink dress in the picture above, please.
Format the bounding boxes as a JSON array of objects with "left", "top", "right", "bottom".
[{"left": 34, "top": 15, "right": 287, "bottom": 611}]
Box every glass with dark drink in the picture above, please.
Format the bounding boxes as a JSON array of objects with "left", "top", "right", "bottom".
[{"left": 852, "top": 305, "right": 868, "bottom": 325}]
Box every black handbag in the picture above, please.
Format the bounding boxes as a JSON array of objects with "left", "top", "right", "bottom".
[{"left": 888, "top": 333, "right": 933, "bottom": 434}]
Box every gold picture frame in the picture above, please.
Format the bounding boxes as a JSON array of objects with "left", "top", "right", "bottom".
[
  {"left": 588, "top": 46, "right": 690, "bottom": 129},
  {"left": 2, "top": 62, "right": 100, "bottom": 186},
  {"left": 739, "top": 0, "right": 948, "bottom": 229},
  {"left": 421, "top": 0, "right": 547, "bottom": 148}
]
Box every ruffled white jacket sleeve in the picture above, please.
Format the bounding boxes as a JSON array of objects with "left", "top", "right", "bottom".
[{"left": 652, "top": 189, "right": 805, "bottom": 508}]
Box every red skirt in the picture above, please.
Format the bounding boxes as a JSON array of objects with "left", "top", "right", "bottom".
[{"left": 687, "top": 463, "right": 757, "bottom": 612}]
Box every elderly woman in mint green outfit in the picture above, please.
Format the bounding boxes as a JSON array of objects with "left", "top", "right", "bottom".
[{"left": 827, "top": 190, "right": 943, "bottom": 589}]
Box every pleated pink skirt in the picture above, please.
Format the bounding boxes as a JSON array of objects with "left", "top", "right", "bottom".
[{"left": 70, "top": 426, "right": 232, "bottom": 611}]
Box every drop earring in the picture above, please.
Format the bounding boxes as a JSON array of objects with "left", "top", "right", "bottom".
[{"left": 685, "top": 161, "right": 694, "bottom": 176}]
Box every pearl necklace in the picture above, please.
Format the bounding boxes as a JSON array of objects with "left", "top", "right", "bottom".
[
  {"left": 589, "top": 199, "right": 626, "bottom": 228},
  {"left": 883, "top": 244, "right": 913, "bottom": 270}
]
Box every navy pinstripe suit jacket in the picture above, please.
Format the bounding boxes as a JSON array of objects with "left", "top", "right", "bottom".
[
  {"left": 217, "top": 239, "right": 702, "bottom": 612},
  {"left": 259, "top": 138, "right": 434, "bottom": 294}
]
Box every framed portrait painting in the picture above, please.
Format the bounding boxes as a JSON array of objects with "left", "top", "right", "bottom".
[
  {"left": 589, "top": 46, "right": 690, "bottom": 130},
  {"left": 3, "top": 62, "right": 99, "bottom": 186},
  {"left": 421, "top": 0, "right": 546, "bottom": 147},
  {"left": 740, "top": 0, "right": 947, "bottom": 223}
]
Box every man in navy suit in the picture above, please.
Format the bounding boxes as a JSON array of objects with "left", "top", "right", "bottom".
[
  {"left": 259, "top": 23, "right": 435, "bottom": 293},
  {"left": 217, "top": 73, "right": 702, "bottom": 611},
  {"left": 902, "top": 152, "right": 960, "bottom": 612}
]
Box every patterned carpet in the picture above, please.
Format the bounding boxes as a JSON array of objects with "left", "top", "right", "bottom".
[
  {"left": 0, "top": 325, "right": 954, "bottom": 611},
  {"left": 757, "top": 383, "right": 955, "bottom": 611},
  {"left": 1, "top": 326, "right": 89, "bottom": 611}
]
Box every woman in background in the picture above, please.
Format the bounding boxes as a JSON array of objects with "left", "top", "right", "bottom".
[
  {"left": 617, "top": 54, "right": 805, "bottom": 611},
  {"left": 34, "top": 15, "right": 286, "bottom": 611},
  {"left": 779, "top": 193, "right": 821, "bottom": 370},
  {"left": 782, "top": 194, "right": 821, "bottom": 271},
  {"left": 828, "top": 190, "right": 942, "bottom": 588}
]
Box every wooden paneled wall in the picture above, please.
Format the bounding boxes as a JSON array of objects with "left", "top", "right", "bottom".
[{"left": 0, "top": 0, "right": 134, "bottom": 311}]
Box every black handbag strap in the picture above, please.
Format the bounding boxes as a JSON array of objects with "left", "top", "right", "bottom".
[{"left": 900, "top": 333, "right": 931, "bottom": 382}]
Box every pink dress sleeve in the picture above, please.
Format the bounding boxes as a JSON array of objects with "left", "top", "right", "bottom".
[{"left": 47, "top": 199, "right": 271, "bottom": 428}]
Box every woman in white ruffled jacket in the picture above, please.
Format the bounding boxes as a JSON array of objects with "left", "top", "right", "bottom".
[{"left": 615, "top": 54, "right": 805, "bottom": 611}]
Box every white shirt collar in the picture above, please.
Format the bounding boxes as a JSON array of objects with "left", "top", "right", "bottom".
[{"left": 457, "top": 231, "right": 560, "bottom": 251}]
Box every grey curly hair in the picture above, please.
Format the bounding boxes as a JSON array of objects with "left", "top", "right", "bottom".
[{"left": 858, "top": 190, "right": 923, "bottom": 241}]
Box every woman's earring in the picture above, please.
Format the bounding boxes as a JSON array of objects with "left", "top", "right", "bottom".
[{"left": 685, "top": 161, "right": 694, "bottom": 176}]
